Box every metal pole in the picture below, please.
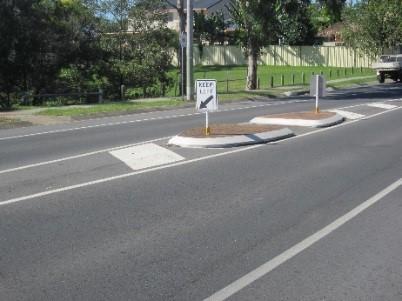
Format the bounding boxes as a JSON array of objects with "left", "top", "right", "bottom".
[
  {"left": 315, "top": 75, "right": 319, "bottom": 113},
  {"left": 181, "top": 45, "right": 184, "bottom": 100},
  {"left": 205, "top": 111, "right": 210, "bottom": 135},
  {"left": 186, "top": 0, "right": 194, "bottom": 101}
]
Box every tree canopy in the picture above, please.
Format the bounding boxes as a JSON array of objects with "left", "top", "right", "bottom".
[{"left": 342, "top": 0, "right": 402, "bottom": 58}]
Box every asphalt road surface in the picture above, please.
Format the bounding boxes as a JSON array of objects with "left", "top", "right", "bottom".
[{"left": 1, "top": 83, "right": 402, "bottom": 300}]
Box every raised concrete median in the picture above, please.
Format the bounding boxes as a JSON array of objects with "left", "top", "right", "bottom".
[
  {"left": 168, "top": 123, "right": 294, "bottom": 148},
  {"left": 250, "top": 111, "right": 344, "bottom": 128}
]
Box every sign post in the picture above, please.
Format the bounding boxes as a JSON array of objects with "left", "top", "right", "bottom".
[
  {"left": 310, "top": 75, "right": 326, "bottom": 113},
  {"left": 196, "top": 79, "right": 218, "bottom": 135},
  {"left": 179, "top": 32, "right": 186, "bottom": 100}
]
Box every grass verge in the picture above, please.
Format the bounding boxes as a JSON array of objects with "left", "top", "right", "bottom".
[
  {"left": 37, "top": 99, "right": 185, "bottom": 118},
  {"left": 35, "top": 74, "right": 378, "bottom": 118}
]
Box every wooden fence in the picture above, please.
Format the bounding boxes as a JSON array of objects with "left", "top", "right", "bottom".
[{"left": 172, "top": 45, "right": 379, "bottom": 68}]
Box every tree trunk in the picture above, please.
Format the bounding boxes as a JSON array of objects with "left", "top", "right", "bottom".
[{"left": 246, "top": 39, "right": 258, "bottom": 90}]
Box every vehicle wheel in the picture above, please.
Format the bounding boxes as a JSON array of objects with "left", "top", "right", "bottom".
[{"left": 378, "top": 73, "right": 385, "bottom": 83}]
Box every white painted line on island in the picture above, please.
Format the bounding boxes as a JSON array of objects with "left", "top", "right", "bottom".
[
  {"left": 110, "top": 143, "right": 184, "bottom": 170},
  {"left": 327, "top": 109, "right": 364, "bottom": 120},
  {"left": 367, "top": 103, "right": 397, "bottom": 110},
  {"left": 204, "top": 178, "right": 402, "bottom": 301}
]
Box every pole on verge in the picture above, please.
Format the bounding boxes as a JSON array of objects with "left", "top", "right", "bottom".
[
  {"left": 186, "top": 0, "right": 194, "bottom": 101},
  {"left": 315, "top": 75, "right": 320, "bottom": 114},
  {"left": 205, "top": 111, "right": 210, "bottom": 135},
  {"left": 181, "top": 42, "right": 184, "bottom": 100}
]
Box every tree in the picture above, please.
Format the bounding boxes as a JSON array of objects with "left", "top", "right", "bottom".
[
  {"left": 276, "top": 0, "right": 316, "bottom": 46},
  {"left": 0, "top": 0, "right": 102, "bottom": 109},
  {"left": 99, "top": 0, "right": 176, "bottom": 98},
  {"left": 194, "top": 11, "right": 226, "bottom": 46},
  {"left": 229, "top": 0, "right": 315, "bottom": 90},
  {"left": 229, "top": 0, "right": 277, "bottom": 90},
  {"left": 319, "top": 0, "right": 346, "bottom": 24},
  {"left": 309, "top": 0, "right": 346, "bottom": 33},
  {"left": 342, "top": 0, "right": 402, "bottom": 58}
]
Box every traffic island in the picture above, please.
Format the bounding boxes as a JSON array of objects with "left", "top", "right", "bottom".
[
  {"left": 168, "top": 123, "right": 294, "bottom": 148},
  {"left": 250, "top": 111, "right": 344, "bottom": 128}
]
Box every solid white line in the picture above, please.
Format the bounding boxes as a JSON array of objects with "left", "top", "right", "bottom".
[
  {"left": 0, "top": 100, "right": 310, "bottom": 174},
  {"left": 0, "top": 113, "right": 199, "bottom": 141},
  {"left": 0, "top": 99, "right": 313, "bottom": 141},
  {"left": 281, "top": 105, "right": 402, "bottom": 142},
  {"left": 0, "top": 136, "right": 171, "bottom": 175},
  {"left": 2, "top": 101, "right": 402, "bottom": 206},
  {"left": 204, "top": 178, "right": 402, "bottom": 301},
  {"left": 0, "top": 144, "right": 263, "bottom": 207}
]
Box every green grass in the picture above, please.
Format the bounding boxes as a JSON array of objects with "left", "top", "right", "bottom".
[
  {"left": 37, "top": 99, "right": 185, "bottom": 117},
  {"left": 167, "top": 65, "right": 375, "bottom": 96},
  {"left": 34, "top": 66, "right": 376, "bottom": 118},
  {"left": 327, "top": 75, "right": 377, "bottom": 89}
]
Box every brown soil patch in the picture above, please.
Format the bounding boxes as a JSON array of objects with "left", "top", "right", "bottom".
[
  {"left": 0, "top": 117, "right": 32, "bottom": 129},
  {"left": 180, "top": 123, "right": 284, "bottom": 138},
  {"left": 262, "top": 111, "right": 336, "bottom": 120}
]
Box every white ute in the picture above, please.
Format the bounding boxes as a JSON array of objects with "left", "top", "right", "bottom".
[{"left": 372, "top": 54, "right": 402, "bottom": 83}]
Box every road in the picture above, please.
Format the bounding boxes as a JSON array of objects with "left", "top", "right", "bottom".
[{"left": 1, "top": 83, "right": 402, "bottom": 300}]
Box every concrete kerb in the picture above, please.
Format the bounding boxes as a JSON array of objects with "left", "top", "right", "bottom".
[
  {"left": 168, "top": 127, "right": 294, "bottom": 148},
  {"left": 250, "top": 113, "right": 344, "bottom": 128}
]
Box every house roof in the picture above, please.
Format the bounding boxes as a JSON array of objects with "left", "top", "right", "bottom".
[{"left": 166, "top": 0, "right": 230, "bottom": 10}]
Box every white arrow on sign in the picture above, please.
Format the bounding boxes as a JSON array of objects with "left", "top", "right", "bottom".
[{"left": 196, "top": 79, "right": 218, "bottom": 112}]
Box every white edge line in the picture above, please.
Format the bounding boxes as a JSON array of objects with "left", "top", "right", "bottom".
[
  {"left": 0, "top": 99, "right": 312, "bottom": 141},
  {"left": 0, "top": 113, "right": 198, "bottom": 141},
  {"left": 0, "top": 144, "right": 263, "bottom": 207},
  {"left": 204, "top": 177, "right": 402, "bottom": 301},
  {"left": 2, "top": 102, "right": 402, "bottom": 205},
  {"left": 0, "top": 136, "right": 171, "bottom": 175},
  {"left": 279, "top": 105, "right": 402, "bottom": 142},
  {"left": 1, "top": 96, "right": 400, "bottom": 141}
]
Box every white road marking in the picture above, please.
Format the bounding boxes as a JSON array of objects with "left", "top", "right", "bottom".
[
  {"left": 0, "top": 137, "right": 171, "bottom": 175},
  {"left": 2, "top": 98, "right": 401, "bottom": 175},
  {"left": 0, "top": 145, "right": 263, "bottom": 207},
  {"left": 0, "top": 99, "right": 315, "bottom": 141},
  {"left": 1, "top": 104, "right": 402, "bottom": 207},
  {"left": 1, "top": 94, "right": 400, "bottom": 141},
  {"left": 367, "top": 103, "right": 397, "bottom": 110},
  {"left": 110, "top": 143, "right": 184, "bottom": 170},
  {"left": 0, "top": 113, "right": 199, "bottom": 141},
  {"left": 204, "top": 178, "right": 402, "bottom": 301},
  {"left": 327, "top": 109, "right": 365, "bottom": 120}
]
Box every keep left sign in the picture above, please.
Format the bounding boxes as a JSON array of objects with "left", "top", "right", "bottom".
[{"left": 196, "top": 79, "right": 218, "bottom": 112}]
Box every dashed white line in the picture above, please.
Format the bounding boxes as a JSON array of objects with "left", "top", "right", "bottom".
[{"left": 204, "top": 178, "right": 402, "bottom": 301}]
